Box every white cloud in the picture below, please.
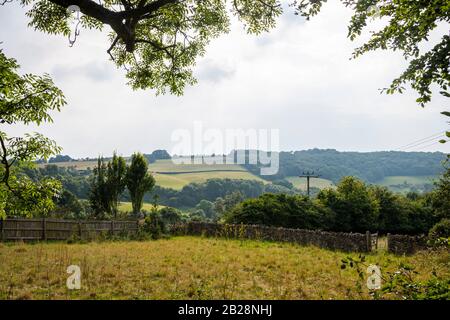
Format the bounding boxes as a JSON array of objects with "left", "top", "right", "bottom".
[{"left": 1, "top": 1, "right": 448, "bottom": 158}]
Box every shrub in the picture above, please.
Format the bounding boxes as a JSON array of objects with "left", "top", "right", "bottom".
[
  {"left": 159, "top": 206, "right": 183, "bottom": 224},
  {"left": 142, "top": 211, "right": 166, "bottom": 239},
  {"left": 224, "top": 193, "right": 335, "bottom": 230},
  {"left": 429, "top": 219, "right": 450, "bottom": 240}
]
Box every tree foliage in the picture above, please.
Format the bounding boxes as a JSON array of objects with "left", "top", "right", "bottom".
[
  {"left": 224, "top": 192, "right": 335, "bottom": 230},
  {"left": 294, "top": 0, "right": 450, "bottom": 107},
  {"left": 106, "top": 152, "right": 127, "bottom": 217},
  {"left": 225, "top": 175, "right": 439, "bottom": 234},
  {"left": 89, "top": 153, "right": 127, "bottom": 218},
  {"left": 0, "top": 49, "right": 66, "bottom": 218},
  {"left": 89, "top": 157, "right": 110, "bottom": 218},
  {"left": 8, "top": 0, "right": 448, "bottom": 108},
  {"left": 126, "top": 152, "right": 155, "bottom": 215},
  {"left": 15, "top": 0, "right": 282, "bottom": 95}
]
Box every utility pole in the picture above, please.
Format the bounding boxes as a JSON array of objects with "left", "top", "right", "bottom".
[{"left": 299, "top": 171, "right": 320, "bottom": 197}]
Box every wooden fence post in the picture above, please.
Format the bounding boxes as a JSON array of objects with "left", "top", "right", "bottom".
[
  {"left": 386, "top": 233, "right": 391, "bottom": 253},
  {"left": 78, "top": 221, "right": 82, "bottom": 239},
  {"left": 42, "top": 218, "right": 47, "bottom": 241},
  {"left": 111, "top": 220, "right": 114, "bottom": 236},
  {"left": 366, "top": 231, "right": 371, "bottom": 252}
]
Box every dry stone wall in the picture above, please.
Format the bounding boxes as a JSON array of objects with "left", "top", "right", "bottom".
[{"left": 170, "top": 222, "right": 371, "bottom": 253}]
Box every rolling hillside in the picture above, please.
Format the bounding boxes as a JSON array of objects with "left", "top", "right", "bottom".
[{"left": 40, "top": 150, "right": 444, "bottom": 192}]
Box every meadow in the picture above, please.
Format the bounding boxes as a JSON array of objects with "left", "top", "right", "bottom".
[
  {"left": 0, "top": 237, "right": 447, "bottom": 300},
  {"left": 375, "top": 175, "right": 437, "bottom": 193}
]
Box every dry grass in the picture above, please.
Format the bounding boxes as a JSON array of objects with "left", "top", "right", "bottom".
[
  {"left": 117, "top": 202, "right": 164, "bottom": 213},
  {"left": 0, "top": 237, "right": 448, "bottom": 300},
  {"left": 285, "top": 176, "right": 335, "bottom": 190}
]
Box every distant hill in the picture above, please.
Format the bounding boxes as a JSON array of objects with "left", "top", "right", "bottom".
[
  {"left": 40, "top": 149, "right": 446, "bottom": 191},
  {"left": 243, "top": 149, "right": 446, "bottom": 183}
]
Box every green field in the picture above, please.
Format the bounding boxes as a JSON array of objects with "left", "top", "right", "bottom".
[
  {"left": 377, "top": 175, "right": 438, "bottom": 186},
  {"left": 285, "top": 176, "right": 334, "bottom": 190},
  {"left": 153, "top": 171, "right": 267, "bottom": 190},
  {"left": 0, "top": 237, "right": 447, "bottom": 299},
  {"left": 118, "top": 202, "right": 164, "bottom": 213},
  {"left": 375, "top": 175, "right": 437, "bottom": 193},
  {"left": 40, "top": 160, "right": 98, "bottom": 170}
]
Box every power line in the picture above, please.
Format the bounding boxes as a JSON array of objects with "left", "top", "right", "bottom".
[
  {"left": 299, "top": 171, "right": 320, "bottom": 197},
  {"left": 396, "top": 131, "right": 445, "bottom": 151},
  {"left": 402, "top": 134, "right": 445, "bottom": 151},
  {"left": 407, "top": 141, "right": 441, "bottom": 152}
]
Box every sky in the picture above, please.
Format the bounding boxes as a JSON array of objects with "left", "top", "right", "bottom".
[{"left": 1, "top": 1, "right": 449, "bottom": 158}]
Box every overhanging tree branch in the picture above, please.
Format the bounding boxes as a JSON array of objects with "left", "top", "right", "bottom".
[{"left": 47, "top": 0, "right": 179, "bottom": 52}]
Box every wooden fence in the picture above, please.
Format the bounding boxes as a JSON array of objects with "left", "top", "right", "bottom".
[{"left": 0, "top": 218, "right": 139, "bottom": 241}]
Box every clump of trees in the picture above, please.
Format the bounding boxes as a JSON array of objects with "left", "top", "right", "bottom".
[
  {"left": 225, "top": 173, "right": 449, "bottom": 235},
  {"left": 89, "top": 152, "right": 155, "bottom": 219},
  {"left": 224, "top": 193, "right": 334, "bottom": 230},
  {"left": 144, "top": 150, "right": 171, "bottom": 163}
]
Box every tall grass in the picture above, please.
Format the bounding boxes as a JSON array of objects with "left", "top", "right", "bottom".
[{"left": 0, "top": 237, "right": 447, "bottom": 300}]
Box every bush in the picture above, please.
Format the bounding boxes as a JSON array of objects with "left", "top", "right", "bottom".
[
  {"left": 159, "top": 206, "right": 183, "bottom": 224},
  {"left": 224, "top": 193, "right": 335, "bottom": 230},
  {"left": 429, "top": 219, "right": 450, "bottom": 239},
  {"left": 142, "top": 211, "right": 166, "bottom": 239}
]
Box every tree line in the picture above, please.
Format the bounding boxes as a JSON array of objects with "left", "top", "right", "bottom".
[
  {"left": 244, "top": 149, "right": 446, "bottom": 183},
  {"left": 224, "top": 170, "right": 450, "bottom": 236}
]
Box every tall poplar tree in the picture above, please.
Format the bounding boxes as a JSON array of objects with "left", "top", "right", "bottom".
[{"left": 126, "top": 153, "right": 155, "bottom": 215}]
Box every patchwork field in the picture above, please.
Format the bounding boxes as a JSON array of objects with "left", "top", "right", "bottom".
[{"left": 0, "top": 237, "right": 447, "bottom": 300}]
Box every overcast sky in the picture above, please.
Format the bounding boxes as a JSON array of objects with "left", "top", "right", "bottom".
[{"left": 1, "top": 1, "right": 449, "bottom": 158}]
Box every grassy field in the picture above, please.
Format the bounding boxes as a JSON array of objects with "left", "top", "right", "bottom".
[
  {"left": 117, "top": 202, "right": 164, "bottom": 213},
  {"left": 0, "top": 237, "right": 447, "bottom": 300},
  {"left": 285, "top": 176, "right": 334, "bottom": 190},
  {"left": 375, "top": 175, "right": 438, "bottom": 193},
  {"left": 148, "top": 159, "right": 246, "bottom": 173},
  {"left": 153, "top": 171, "right": 267, "bottom": 190},
  {"left": 40, "top": 160, "right": 98, "bottom": 170},
  {"left": 377, "top": 175, "right": 438, "bottom": 186}
]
